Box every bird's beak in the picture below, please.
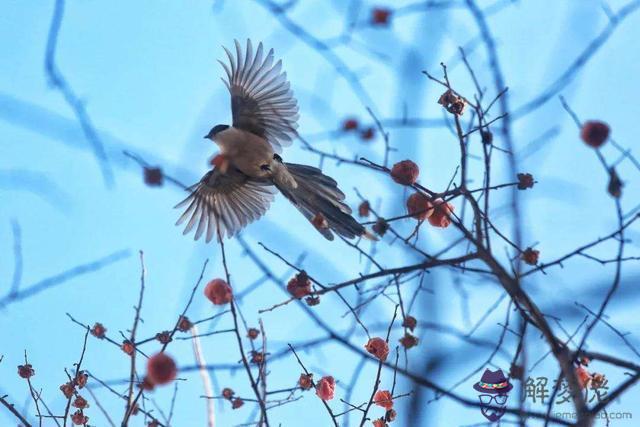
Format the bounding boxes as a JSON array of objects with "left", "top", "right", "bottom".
[{"left": 203, "top": 135, "right": 209, "bottom": 139}]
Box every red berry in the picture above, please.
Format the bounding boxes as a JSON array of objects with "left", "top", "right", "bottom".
[
  {"left": 373, "top": 418, "right": 387, "bottom": 427},
  {"left": 385, "top": 409, "right": 397, "bottom": 422},
  {"left": 360, "top": 127, "right": 375, "bottom": 141},
  {"left": 90, "top": 322, "right": 106, "bottom": 339},
  {"left": 371, "top": 7, "right": 392, "bottom": 25},
  {"left": 204, "top": 279, "right": 233, "bottom": 305},
  {"left": 250, "top": 351, "right": 265, "bottom": 365},
  {"left": 146, "top": 353, "right": 177, "bottom": 386},
  {"left": 143, "top": 167, "right": 163, "bottom": 186},
  {"left": 222, "top": 388, "right": 235, "bottom": 400},
  {"left": 576, "top": 366, "right": 591, "bottom": 389},
  {"left": 406, "top": 193, "right": 433, "bottom": 221},
  {"left": 391, "top": 160, "right": 419, "bottom": 185},
  {"left": 342, "top": 118, "right": 359, "bottom": 131},
  {"left": 374, "top": 390, "right": 393, "bottom": 410},
  {"left": 60, "top": 382, "right": 75, "bottom": 398},
  {"left": 315, "top": 376, "right": 336, "bottom": 401},
  {"left": 517, "top": 173, "right": 535, "bottom": 190},
  {"left": 232, "top": 398, "right": 244, "bottom": 409},
  {"left": 427, "top": 199, "right": 454, "bottom": 228},
  {"left": 72, "top": 396, "right": 89, "bottom": 409},
  {"left": 365, "top": 337, "right": 389, "bottom": 362},
  {"left": 580, "top": 120, "right": 610, "bottom": 148},
  {"left": 71, "top": 410, "right": 88, "bottom": 425},
  {"left": 358, "top": 201, "right": 371, "bottom": 217},
  {"left": 121, "top": 340, "right": 135, "bottom": 355},
  {"left": 299, "top": 373, "right": 314, "bottom": 390},
  {"left": 155, "top": 331, "right": 173, "bottom": 344},
  {"left": 522, "top": 248, "right": 539, "bottom": 266},
  {"left": 75, "top": 371, "right": 88, "bottom": 389},
  {"left": 372, "top": 218, "right": 389, "bottom": 236},
  {"left": 402, "top": 315, "right": 417, "bottom": 331},
  {"left": 399, "top": 332, "right": 419, "bottom": 349},
  {"left": 287, "top": 271, "right": 312, "bottom": 299},
  {"left": 247, "top": 328, "right": 260, "bottom": 340},
  {"left": 17, "top": 364, "right": 34, "bottom": 379},
  {"left": 177, "top": 315, "right": 193, "bottom": 332}
]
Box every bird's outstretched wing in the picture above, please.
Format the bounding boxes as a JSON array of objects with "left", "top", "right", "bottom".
[
  {"left": 175, "top": 167, "right": 275, "bottom": 241},
  {"left": 219, "top": 39, "right": 299, "bottom": 152}
]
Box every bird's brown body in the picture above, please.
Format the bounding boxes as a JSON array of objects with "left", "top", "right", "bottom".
[{"left": 215, "top": 127, "right": 274, "bottom": 178}]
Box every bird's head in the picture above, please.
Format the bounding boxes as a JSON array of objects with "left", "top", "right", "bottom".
[{"left": 204, "top": 124, "right": 230, "bottom": 142}]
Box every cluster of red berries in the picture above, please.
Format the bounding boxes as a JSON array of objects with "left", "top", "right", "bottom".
[
  {"left": 372, "top": 389, "right": 397, "bottom": 426},
  {"left": 58, "top": 371, "right": 90, "bottom": 425},
  {"left": 388, "top": 160, "right": 455, "bottom": 229},
  {"left": 407, "top": 193, "right": 454, "bottom": 228},
  {"left": 221, "top": 387, "right": 244, "bottom": 409},
  {"left": 341, "top": 118, "right": 376, "bottom": 141},
  {"left": 438, "top": 89, "right": 466, "bottom": 115}
]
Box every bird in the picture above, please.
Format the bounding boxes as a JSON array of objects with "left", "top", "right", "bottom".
[{"left": 175, "top": 39, "right": 374, "bottom": 242}]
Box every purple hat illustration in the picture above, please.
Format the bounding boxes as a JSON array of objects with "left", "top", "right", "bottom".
[{"left": 473, "top": 369, "right": 513, "bottom": 394}]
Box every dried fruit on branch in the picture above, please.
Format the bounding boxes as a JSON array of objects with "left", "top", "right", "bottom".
[
  {"left": 155, "top": 331, "right": 172, "bottom": 344},
  {"left": 232, "top": 398, "right": 244, "bottom": 409},
  {"left": 402, "top": 315, "right": 417, "bottom": 331},
  {"left": 358, "top": 201, "right": 371, "bottom": 217},
  {"left": 521, "top": 248, "right": 539, "bottom": 266},
  {"left": 71, "top": 410, "right": 88, "bottom": 425},
  {"left": 342, "top": 118, "right": 359, "bottom": 131},
  {"left": 287, "top": 271, "right": 312, "bottom": 299},
  {"left": 143, "top": 167, "right": 163, "bottom": 186},
  {"left": 17, "top": 364, "right": 34, "bottom": 379},
  {"left": 315, "top": 376, "right": 336, "bottom": 400},
  {"left": 60, "top": 382, "right": 75, "bottom": 398},
  {"left": 391, "top": 160, "right": 420, "bottom": 185},
  {"left": 438, "top": 89, "right": 466, "bottom": 115},
  {"left": 580, "top": 120, "right": 610, "bottom": 148},
  {"left": 399, "top": 332, "right": 419, "bottom": 349},
  {"left": 177, "top": 315, "right": 193, "bottom": 332},
  {"left": 299, "top": 373, "right": 314, "bottom": 390},
  {"left": 371, "top": 7, "right": 392, "bottom": 25},
  {"left": 608, "top": 168, "right": 623, "bottom": 198},
  {"left": 427, "top": 199, "right": 454, "bottom": 228},
  {"left": 204, "top": 278, "right": 233, "bottom": 305},
  {"left": 365, "top": 337, "right": 390, "bottom": 362},
  {"left": 517, "top": 173, "right": 535, "bottom": 190},
  {"left": 222, "top": 387, "right": 235, "bottom": 400},
  {"left": 90, "top": 322, "right": 107, "bottom": 339},
  {"left": 374, "top": 390, "right": 394, "bottom": 410},
  {"left": 406, "top": 192, "right": 433, "bottom": 221},
  {"left": 373, "top": 218, "right": 389, "bottom": 236},
  {"left": 146, "top": 353, "right": 177, "bottom": 386}
]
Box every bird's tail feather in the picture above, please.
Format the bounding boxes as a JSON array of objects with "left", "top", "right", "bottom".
[{"left": 275, "top": 163, "right": 374, "bottom": 241}]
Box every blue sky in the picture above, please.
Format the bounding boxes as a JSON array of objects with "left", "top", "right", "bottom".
[{"left": 2, "top": 1, "right": 640, "bottom": 426}]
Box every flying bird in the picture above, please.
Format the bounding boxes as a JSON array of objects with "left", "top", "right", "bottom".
[{"left": 176, "top": 39, "right": 373, "bottom": 242}]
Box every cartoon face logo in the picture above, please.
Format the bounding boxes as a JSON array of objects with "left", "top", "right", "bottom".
[{"left": 473, "top": 369, "right": 512, "bottom": 422}]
